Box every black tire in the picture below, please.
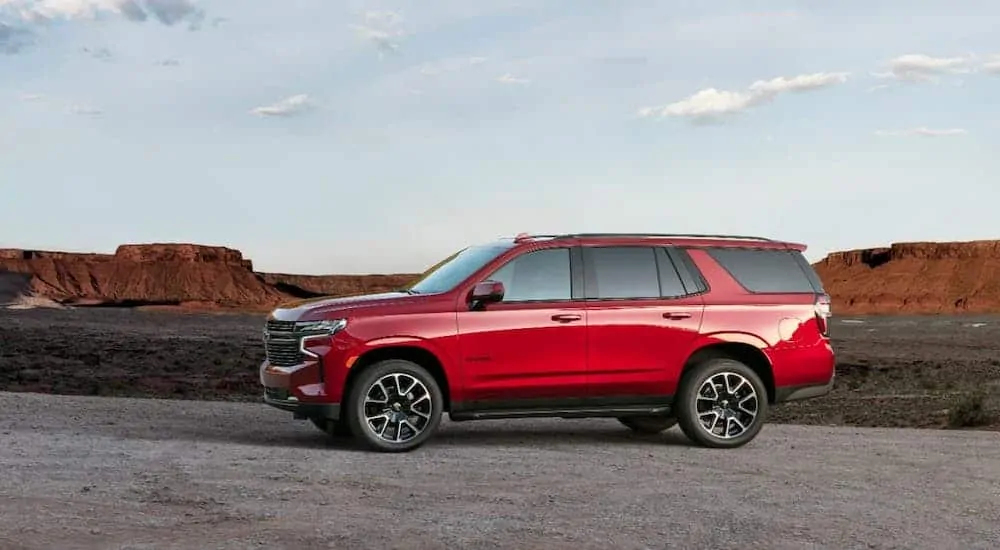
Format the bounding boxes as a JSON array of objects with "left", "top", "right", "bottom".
[
  {"left": 309, "top": 417, "right": 353, "bottom": 437},
  {"left": 617, "top": 415, "right": 677, "bottom": 434},
  {"left": 345, "top": 359, "right": 444, "bottom": 453},
  {"left": 675, "top": 358, "right": 769, "bottom": 448}
]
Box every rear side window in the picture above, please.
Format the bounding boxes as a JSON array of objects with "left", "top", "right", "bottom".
[
  {"left": 584, "top": 246, "right": 661, "bottom": 299},
  {"left": 705, "top": 247, "right": 823, "bottom": 294},
  {"left": 664, "top": 247, "right": 708, "bottom": 295}
]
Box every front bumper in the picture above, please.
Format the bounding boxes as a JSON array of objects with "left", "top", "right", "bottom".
[
  {"left": 260, "top": 360, "right": 341, "bottom": 420},
  {"left": 263, "top": 386, "right": 341, "bottom": 420}
]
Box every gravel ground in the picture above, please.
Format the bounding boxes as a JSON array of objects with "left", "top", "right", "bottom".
[{"left": 1, "top": 391, "right": 998, "bottom": 550}]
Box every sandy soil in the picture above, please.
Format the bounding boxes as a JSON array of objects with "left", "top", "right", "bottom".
[
  {"left": 1, "top": 391, "right": 998, "bottom": 549},
  {"left": 1, "top": 308, "right": 999, "bottom": 429}
]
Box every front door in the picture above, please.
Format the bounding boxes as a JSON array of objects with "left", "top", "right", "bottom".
[
  {"left": 456, "top": 246, "right": 588, "bottom": 408},
  {"left": 582, "top": 245, "right": 705, "bottom": 400}
]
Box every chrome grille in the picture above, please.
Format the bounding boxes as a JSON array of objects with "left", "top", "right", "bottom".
[
  {"left": 263, "top": 319, "right": 302, "bottom": 367},
  {"left": 266, "top": 319, "right": 296, "bottom": 332}
]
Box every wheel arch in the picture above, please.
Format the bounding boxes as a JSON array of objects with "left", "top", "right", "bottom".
[
  {"left": 682, "top": 338, "right": 776, "bottom": 404},
  {"left": 344, "top": 344, "right": 453, "bottom": 411}
]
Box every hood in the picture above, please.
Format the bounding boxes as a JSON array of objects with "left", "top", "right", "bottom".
[{"left": 269, "top": 290, "right": 425, "bottom": 321}]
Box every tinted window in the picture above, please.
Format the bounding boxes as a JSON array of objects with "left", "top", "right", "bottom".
[
  {"left": 706, "top": 248, "right": 820, "bottom": 293},
  {"left": 586, "top": 246, "right": 660, "bottom": 299},
  {"left": 487, "top": 248, "right": 571, "bottom": 301},
  {"left": 408, "top": 242, "right": 515, "bottom": 294},
  {"left": 654, "top": 247, "right": 689, "bottom": 297},
  {"left": 665, "top": 247, "right": 708, "bottom": 294}
]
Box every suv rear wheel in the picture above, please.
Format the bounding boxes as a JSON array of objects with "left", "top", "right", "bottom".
[
  {"left": 617, "top": 415, "right": 677, "bottom": 434},
  {"left": 675, "top": 358, "right": 769, "bottom": 448},
  {"left": 345, "top": 359, "right": 444, "bottom": 452}
]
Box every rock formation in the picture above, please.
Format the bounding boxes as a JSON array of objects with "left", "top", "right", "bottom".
[
  {"left": 0, "top": 243, "right": 417, "bottom": 310},
  {"left": 259, "top": 272, "right": 418, "bottom": 299},
  {"left": 812, "top": 240, "right": 1000, "bottom": 315},
  {"left": 6, "top": 239, "right": 998, "bottom": 315}
]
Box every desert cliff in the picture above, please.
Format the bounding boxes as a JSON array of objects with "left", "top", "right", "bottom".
[
  {"left": 0, "top": 244, "right": 417, "bottom": 310},
  {"left": 4, "top": 239, "right": 1000, "bottom": 315},
  {"left": 812, "top": 240, "right": 1000, "bottom": 315}
]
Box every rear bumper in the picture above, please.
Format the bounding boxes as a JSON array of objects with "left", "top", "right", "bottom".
[{"left": 774, "top": 370, "right": 835, "bottom": 403}]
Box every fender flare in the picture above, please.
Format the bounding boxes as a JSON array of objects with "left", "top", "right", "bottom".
[
  {"left": 681, "top": 331, "right": 775, "bottom": 367},
  {"left": 350, "top": 336, "right": 453, "bottom": 368}
]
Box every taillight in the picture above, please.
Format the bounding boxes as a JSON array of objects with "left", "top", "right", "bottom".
[{"left": 814, "top": 293, "right": 832, "bottom": 336}]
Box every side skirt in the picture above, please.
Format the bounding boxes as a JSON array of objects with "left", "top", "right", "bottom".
[{"left": 448, "top": 395, "right": 674, "bottom": 422}]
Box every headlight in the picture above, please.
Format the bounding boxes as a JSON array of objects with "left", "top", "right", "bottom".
[
  {"left": 296, "top": 319, "right": 347, "bottom": 359},
  {"left": 294, "top": 319, "right": 347, "bottom": 334}
]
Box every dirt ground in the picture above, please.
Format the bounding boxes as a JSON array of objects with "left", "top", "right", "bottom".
[
  {"left": 2, "top": 391, "right": 998, "bottom": 549},
  {"left": 1, "top": 307, "right": 998, "bottom": 430}
]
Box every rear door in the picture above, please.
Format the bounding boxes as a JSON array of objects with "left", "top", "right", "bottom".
[{"left": 582, "top": 245, "right": 705, "bottom": 400}]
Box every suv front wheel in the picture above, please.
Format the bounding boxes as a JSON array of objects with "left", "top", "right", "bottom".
[
  {"left": 675, "top": 358, "right": 769, "bottom": 448},
  {"left": 345, "top": 359, "right": 444, "bottom": 452}
]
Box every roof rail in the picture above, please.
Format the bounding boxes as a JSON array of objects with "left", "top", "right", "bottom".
[{"left": 513, "top": 232, "right": 773, "bottom": 242}]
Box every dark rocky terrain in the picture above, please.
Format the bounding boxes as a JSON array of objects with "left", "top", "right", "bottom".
[{"left": 1, "top": 308, "right": 996, "bottom": 430}]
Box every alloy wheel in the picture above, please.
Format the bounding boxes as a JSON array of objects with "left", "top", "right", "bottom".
[
  {"left": 695, "top": 371, "right": 759, "bottom": 439},
  {"left": 362, "top": 372, "right": 434, "bottom": 443}
]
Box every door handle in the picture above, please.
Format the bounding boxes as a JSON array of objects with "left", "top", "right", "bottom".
[
  {"left": 551, "top": 313, "right": 582, "bottom": 323},
  {"left": 662, "top": 312, "right": 692, "bottom": 320}
]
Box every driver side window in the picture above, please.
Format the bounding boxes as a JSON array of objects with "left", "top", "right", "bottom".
[{"left": 486, "top": 248, "right": 571, "bottom": 302}]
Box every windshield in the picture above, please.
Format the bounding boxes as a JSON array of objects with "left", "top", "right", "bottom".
[{"left": 406, "top": 242, "right": 515, "bottom": 294}]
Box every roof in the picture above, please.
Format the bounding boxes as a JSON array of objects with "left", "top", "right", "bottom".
[{"left": 508, "top": 232, "right": 807, "bottom": 251}]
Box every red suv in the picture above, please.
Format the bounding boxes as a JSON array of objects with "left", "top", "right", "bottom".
[{"left": 260, "top": 233, "right": 835, "bottom": 452}]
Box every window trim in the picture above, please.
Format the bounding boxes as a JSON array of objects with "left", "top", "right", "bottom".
[
  {"left": 654, "top": 247, "right": 693, "bottom": 298},
  {"left": 666, "top": 246, "right": 710, "bottom": 297}
]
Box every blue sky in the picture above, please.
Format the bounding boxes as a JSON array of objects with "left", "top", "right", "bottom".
[{"left": 2, "top": 0, "right": 1000, "bottom": 274}]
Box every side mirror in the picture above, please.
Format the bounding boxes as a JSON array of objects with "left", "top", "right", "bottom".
[{"left": 469, "top": 280, "right": 504, "bottom": 305}]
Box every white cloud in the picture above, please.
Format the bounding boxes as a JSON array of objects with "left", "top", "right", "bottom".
[
  {"left": 639, "top": 71, "right": 849, "bottom": 122},
  {"left": 874, "top": 127, "right": 967, "bottom": 137},
  {"left": 250, "top": 94, "right": 315, "bottom": 117},
  {"left": 351, "top": 10, "right": 404, "bottom": 58},
  {"left": 497, "top": 73, "right": 529, "bottom": 85},
  {"left": 983, "top": 55, "right": 1000, "bottom": 73},
  {"left": 0, "top": 0, "right": 118, "bottom": 21},
  {"left": 0, "top": 0, "right": 205, "bottom": 28},
  {"left": 872, "top": 54, "right": 975, "bottom": 83},
  {"left": 19, "top": 93, "right": 42, "bottom": 101}
]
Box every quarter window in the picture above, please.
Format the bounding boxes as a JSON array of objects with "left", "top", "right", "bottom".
[{"left": 705, "top": 247, "right": 820, "bottom": 293}]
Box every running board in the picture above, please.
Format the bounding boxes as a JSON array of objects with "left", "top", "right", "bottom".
[{"left": 449, "top": 404, "right": 672, "bottom": 422}]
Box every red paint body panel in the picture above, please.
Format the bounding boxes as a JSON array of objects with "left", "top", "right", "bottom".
[
  {"left": 457, "top": 302, "right": 588, "bottom": 401},
  {"left": 584, "top": 297, "right": 704, "bottom": 398},
  {"left": 259, "top": 234, "right": 836, "bottom": 416}
]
